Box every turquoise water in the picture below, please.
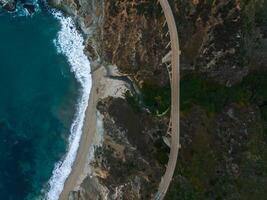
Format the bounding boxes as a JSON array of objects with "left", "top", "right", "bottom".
[{"left": 0, "top": 9, "right": 80, "bottom": 200}]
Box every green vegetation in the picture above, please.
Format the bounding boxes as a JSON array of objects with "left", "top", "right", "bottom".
[
  {"left": 206, "top": 0, "right": 216, "bottom": 6},
  {"left": 154, "top": 138, "right": 170, "bottom": 165},
  {"left": 180, "top": 71, "right": 267, "bottom": 114},
  {"left": 136, "top": 0, "right": 162, "bottom": 18},
  {"left": 142, "top": 83, "right": 171, "bottom": 115},
  {"left": 181, "top": 74, "right": 248, "bottom": 113},
  {"left": 241, "top": 0, "right": 266, "bottom": 61},
  {"left": 166, "top": 71, "right": 267, "bottom": 199},
  {"left": 125, "top": 83, "right": 171, "bottom": 116},
  {"left": 124, "top": 90, "right": 141, "bottom": 113},
  {"left": 126, "top": 69, "right": 267, "bottom": 124},
  {"left": 255, "top": 0, "right": 267, "bottom": 26},
  {"left": 108, "top": 0, "right": 125, "bottom": 17},
  {"left": 125, "top": 2, "right": 267, "bottom": 197}
]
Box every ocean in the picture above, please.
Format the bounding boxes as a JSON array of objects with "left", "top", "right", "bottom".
[{"left": 0, "top": 5, "right": 91, "bottom": 200}]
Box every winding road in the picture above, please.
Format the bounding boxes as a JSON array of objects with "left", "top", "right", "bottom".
[
  {"left": 59, "top": 1, "right": 180, "bottom": 199},
  {"left": 154, "top": 0, "right": 180, "bottom": 199}
]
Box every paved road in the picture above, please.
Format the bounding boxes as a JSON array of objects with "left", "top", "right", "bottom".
[
  {"left": 155, "top": 0, "right": 180, "bottom": 199},
  {"left": 59, "top": 0, "right": 180, "bottom": 199}
]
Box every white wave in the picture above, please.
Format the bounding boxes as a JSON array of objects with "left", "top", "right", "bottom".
[{"left": 44, "top": 10, "right": 92, "bottom": 200}]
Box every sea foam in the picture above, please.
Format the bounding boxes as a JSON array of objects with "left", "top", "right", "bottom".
[{"left": 44, "top": 10, "right": 92, "bottom": 200}]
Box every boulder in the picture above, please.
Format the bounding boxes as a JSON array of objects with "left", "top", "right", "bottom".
[
  {"left": 23, "top": 3, "right": 35, "bottom": 14},
  {"left": 0, "top": 0, "right": 17, "bottom": 12}
]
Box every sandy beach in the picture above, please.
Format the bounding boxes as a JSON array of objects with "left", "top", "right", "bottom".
[
  {"left": 59, "top": 66, "right": 99, "bottom": 200},
  {"left": 59, "top": 64, "right": 127, "bottom": 200}
]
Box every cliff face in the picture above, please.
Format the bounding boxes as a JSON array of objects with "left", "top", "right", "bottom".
[
  {"left": 0, "top": 0, "right": 36, "bottom": 13},
  {"left": 0, "top": 0, "right": 263, "bottom": 198},
  {"left": 1, "top": 0, "right": 266, "bottom": 198},
  {"left": 0, "top": 0, "right": 16, "bottom": 11},
  {"left": 101, "top": 0, "right": 168, "bottom": 87},
  {"left": 49, "top": 0, "right": 267, "bottom": 199},
  {"left": 49, "top": 0, "right": 171, "bottom": 199},
  {"left": 95, "top": 97, "right": 166, "bottom": 199}
]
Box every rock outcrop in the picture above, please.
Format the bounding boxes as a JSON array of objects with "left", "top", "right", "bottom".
[
  {"left": 0, "top": 0, "right": 16, "bottom": 11},
  {"left": 49, "top": 0, "right": 170, "bottom": 199},
  {"left": 49, "top": 0, "right": 267, "bottom": 199}
]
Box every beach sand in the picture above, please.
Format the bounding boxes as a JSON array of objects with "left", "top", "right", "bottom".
[
  {"left": 59, "top": 65, "right": 100, "bottom": 200},
  {"left": 59, "top": 65, "right": 127, "bottom": 200}
]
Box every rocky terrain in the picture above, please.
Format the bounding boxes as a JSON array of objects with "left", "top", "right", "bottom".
[
  {"left": 48, "top": 0, "right": 171, "bottom": 199},
  {"left": 0, "top": 0, "right": 16, "bottom": 11},
  {"left": 2, "top": 0, "right": 267, "bottom": 199},
  {"left": 50, "top": 0, "right": 267, "bottom": 199},
  {"left": 166, "top": 0, "right": 267, "bottom": 199},
  {"left": 0, "top": 0, "right": 35, "bottom": 13}
]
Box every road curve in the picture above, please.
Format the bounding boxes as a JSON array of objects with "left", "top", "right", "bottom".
[
  {"left": 155, "top": 0, "right": 180, "bottom": 199},
  {"left": 59, "top": 1, "right": 180, "bottom": 199}
]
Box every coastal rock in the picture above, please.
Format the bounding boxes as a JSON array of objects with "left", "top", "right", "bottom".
[
  {"left": 0, "top": 0, "right": 16, "bottom": 12},
  {"left": 68, "top": 96, "right": 168, "bottom": 199},
  {"left": 69, "top": 177, "right": 107, "bottom": 200},
  {"left": 51, "top": 0, "right": 267, "bottom": 198},
  {"left": 90, "top": 97, "right": 166, "bottom": 199},
  {"left": 49, "top": 0, "right": 170, "bottom": 199},
  {"left": 48, "top": 0, "right": 104, "bottom": 35},
  {"left": 101, "top": 0, "right": 169, "bottom": 87},
  {"left": 23, "top": 3, "right": 35, "bottom": 14}
]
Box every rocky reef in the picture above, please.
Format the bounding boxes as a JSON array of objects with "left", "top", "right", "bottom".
[{"left": 0, "top": 0, "right": 36, "bottom": 13}]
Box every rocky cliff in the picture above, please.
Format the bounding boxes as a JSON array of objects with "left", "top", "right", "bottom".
[
  {"left": 2, "top": 0, "right": 267, "bottom": 199},
  {"left": 48, "top": 0, "right": 171, "bottom": 199},
  {"left": 50, "top": 0, "right": 267, "bottom": 199},
  {"left": 0, "top": 0, "right": 16, "bottom": 11}
]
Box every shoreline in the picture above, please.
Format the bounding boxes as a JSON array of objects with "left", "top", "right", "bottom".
[
  {"left": 59, "top": 67, "right": 98, "bottom": 200},
  {"left": 45, "top": 10, "right": 93, "bottom": 200},
  {"left": 59, "top": 64, "right": 129, "bottom": 199}
]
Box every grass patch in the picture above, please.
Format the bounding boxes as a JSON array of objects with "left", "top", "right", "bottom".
[
  {"left": 154, "top": 138, "right": 170, "bottom": 165},
  {"left": 126, "top": 71, "right": 267, "bottom": 115},
  {"left": 141, "top": 83, "right": 171, "bottom": 115},
  {"left": 125, "top": 83, "right": 171, "bottom": 116},
  {"left": 167, "top": 71, "right": 267, "bottom": 199},
  {"left": 180, "top": 74, "right": 250, "bottom": 113},
  {"left": 136, "top": 0, "right": 162, "bottom": 18},
  {"left": 124, "top": 90, "right": 141, "bottom": 113}
]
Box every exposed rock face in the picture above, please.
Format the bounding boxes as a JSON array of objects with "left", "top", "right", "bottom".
[
  {"left": 101, "top": 0, "right": 168, "bottom": 87},
  {"left": 0, "top": 0, "right": 36, "bottom": 13},
  {"left": 49, "top": 0, "right": 104, "bottom": 35},
  {"left": 69, "top": 177, "right": 108, "bottom": 200},
  {"left": 49, "top": 0, "right": 170, "bottom": 199},
  {"left": 94, "top": 97, "right": 166, "bottom": 199},
  {"left": 50, "top": 0, "right": 267, "bottom": 199},
  {"left": 67, "top": 96, "right": 168, "bottom": 200}
]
